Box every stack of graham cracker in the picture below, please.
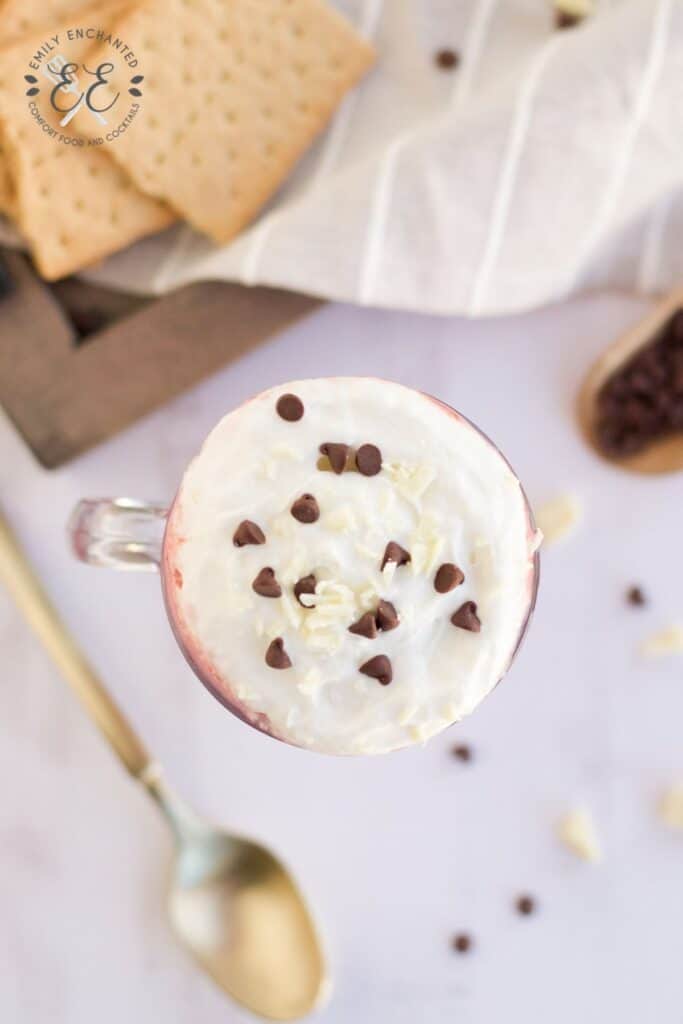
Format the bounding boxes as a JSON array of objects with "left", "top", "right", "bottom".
[{"left": 0, "top": 0, "right": 374, "bottom": 280}]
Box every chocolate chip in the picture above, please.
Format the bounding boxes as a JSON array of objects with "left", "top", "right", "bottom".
[
  {"left": 359, "top": 655, "right": 393, "bottom": 685},
  {"left": 276, "top": 393, "right": 304, "bottom": 422},
  {"left": 451, "top": 601, "right": 481, "bottom": 632},
  {"left": 434, "top": 563, "right": 465, "bottom": 593},
  {"left": 252, "top": 567, "right": 282, "bottom": 598},
  {"left": 452, "top": 933, "right": 472, "bottom": 954},
  {"left": 349, "top": 611, "right": 378, "bottom": 639},
  {"left": 515, "top": 895, "right": 536, "bottom": 916},
  {"left": 233, "top": 520, "right": 266, "bottom": 547},
  {"left": 376, "top": 600, "right": 399, "bottom": 632},
  {"left": 319, "top": 442, "right": 349, "bottom": 474},
  {"left": 435, "top": 48, "right": 460, "bottom": 70},
  {"left": 452, "top": 743, "right": 472, "bottom": 762},
  {"left": 355, "top": 443, "right": 382, "bottom": 476},
  {"left": 265, "top": 637, "right": 291, "bottom": 669},
  {"left": 291, "top": 493, "right": 320, "bottom": 523},
  {"left": 380, "top": 541, "right": 411, "bottom": 571},
  {"left": 555, "top": 8, "right": 583, "bottom": 28},
  {"left": 294, "top": 574, "right": 316, "bottom": 606},
  {"left": 627, "top": 585, "right": 646, "bottom": 607}
]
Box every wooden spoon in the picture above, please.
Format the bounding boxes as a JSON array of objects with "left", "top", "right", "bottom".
[{"left": 578, "top": 288, "right": 683, "bottom": 474}]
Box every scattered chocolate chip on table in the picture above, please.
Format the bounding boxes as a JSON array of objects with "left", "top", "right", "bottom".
[
  {"left": 435, "top": 48, "right": 460, "bottom": 70},
  {"left": 452, "top": 933, "right": 473, "bottom": 954}
]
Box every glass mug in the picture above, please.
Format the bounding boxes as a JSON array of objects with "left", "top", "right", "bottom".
[{"left": 69, "top": 383, "right": 540, "bottom": 754}]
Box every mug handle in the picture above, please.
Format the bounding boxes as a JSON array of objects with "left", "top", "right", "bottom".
[{"left": 69, "top": 498, "right": 168, "bottom": 570}]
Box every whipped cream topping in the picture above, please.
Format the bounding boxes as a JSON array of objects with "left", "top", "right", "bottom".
[{"left": 163, "top": 378, "right": 539, "bottom": 755}]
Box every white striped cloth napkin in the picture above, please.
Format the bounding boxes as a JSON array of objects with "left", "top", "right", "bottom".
[{"left": 84, "top": 0, "right": 683, "bottom": 316}]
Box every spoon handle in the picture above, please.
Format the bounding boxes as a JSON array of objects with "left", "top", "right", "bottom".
[{"left": 0, "top": 507, "right": 150, "bottom": 778}]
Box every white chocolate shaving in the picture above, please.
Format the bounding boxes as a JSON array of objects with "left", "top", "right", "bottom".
[
  {"left": 256, "top": 459, "right": 277, "bottom": 481},
  {"left": 641, "top": 624, "right": 683, "bottom": 657},
  {"left": 399, "top": 703, "right": 418, "bottom": 726},
  {"left": 410, "top": 516, "right": 445, "bottom": 575},
  {"left": 300, "top": 580, "right": 356, "bottom": 653},
  {"left": 297, "top": 667, "right": 325, "bottom": 700},
  {"left": 271, "top": 513, "right": 297, "bottom": 539},
  {"left": 382, "top": 560, "right": 397, "bottom": 584},
  {"left": 280, "top": 589, "right": 303, "bottom": 630},
  {"left": 384, "top": 461, "right": 436, "bottom": 506},
  {"left": 359, "top": 584, "right": 381, "bottom": 610},
  {"left": 324, "top": 504, "right": 358, "bottom": 534},
  {"left": 355, "top": 541, "right": 382, "bottom": 562},
  {"left": 535, "top": 494, "right": 582, "bottom": 545},
  {"left": 555, "top": 0, "right": 594, "bottom": 18},
  {"left": 265, "top": 618, "right": 288, "bottom": 641},
  {"left": 659, "top": 784, "right": 683, "bottom": 829},
  {"left": 271, "top": 443, "right": 303, "bottom": 462},
  {"left": 557, "top": 807, "right": 602, "bottom": 863}
]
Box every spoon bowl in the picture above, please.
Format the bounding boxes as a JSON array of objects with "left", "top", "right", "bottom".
[
  {"left": 578, "top": 287, "right": 683, "bottom": 474},
  {"left": 145, "top": 770, "right": 327, "bottom": 1020}
]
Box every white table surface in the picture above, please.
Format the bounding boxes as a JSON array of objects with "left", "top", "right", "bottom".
[{"left": 1, "top": 292, "right": 682, "bottom": 1024}]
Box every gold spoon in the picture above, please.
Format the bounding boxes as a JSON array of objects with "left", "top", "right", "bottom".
[
  {"left": 0, "top": 507, "right": 327, "bottom": 1020},
  {"left": 578, "top": 287, "right": 683, "bottom": 474}
]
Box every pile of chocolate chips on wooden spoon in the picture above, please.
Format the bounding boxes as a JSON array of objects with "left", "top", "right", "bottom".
[{"left": 594, "top": 309, "right": 683, "bottom": 459}]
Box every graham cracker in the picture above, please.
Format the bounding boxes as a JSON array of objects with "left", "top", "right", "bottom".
[
  {"left": 0, "top": 0, "right": 100, "bottom": 46},
  {"left": 79, "top": 0, "right": 375, "bottom": 243},
  {"left": 0, "top": 2, "right": 175, "bottom": 279}
]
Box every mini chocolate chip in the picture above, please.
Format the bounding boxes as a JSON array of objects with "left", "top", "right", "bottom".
[
  {"left": 376, "top": 600, "right": 399, "bottom": 632},
  {"left": 452, "top": 743, "right": 472, "bottom": 763},
  {"left": 349, "top": 611, "right": 378, "bottom": 639},
  {"left": 276, "top": 393, "right": 304, "bottom": 421},
  {"left": 294, "top": 574, "right": 316, "bottom": 606},
  {"left": 451, "top": 601, "right": 481, "bottom": 632},
  {"left": 252, "top": 567, "right": 282, "bottom": 598},
  {"left": 515, "top": 895, "right": 536, "bottom": 916},
  {"left": 555, "top": 9, "right": 582, "bottom": 28},
  {"left": 627, "top": 585, "right": 646, "bottom": 607},
  {"left": 355, "top": 443, "right": 382, "bottom": 476},
  {"left": 265, "top": 637, "right": 291, "bottom": 669},
  {"left": 380, "top": 541, "right": 411, "bottom": 571},
  {"left": 434, "top": 563, "right": 465, "bottom": 593},
  {"left": 291, "top": 493, "right": 320, "bottom": 523},
  {"left": 233, "top": 520, "right": 265, "bottom": 547},
  {"left": 435, "top": 48, "right": 460, "bottom": 70},
  {"left": 452, "top": 933, "right": 472, "bottom": 954},
  {"left": 359, "top": 654, "right": 393, "bottom": 685},
  {"left": 319, "top": 442, "right": 349, "bottom": 474}
]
